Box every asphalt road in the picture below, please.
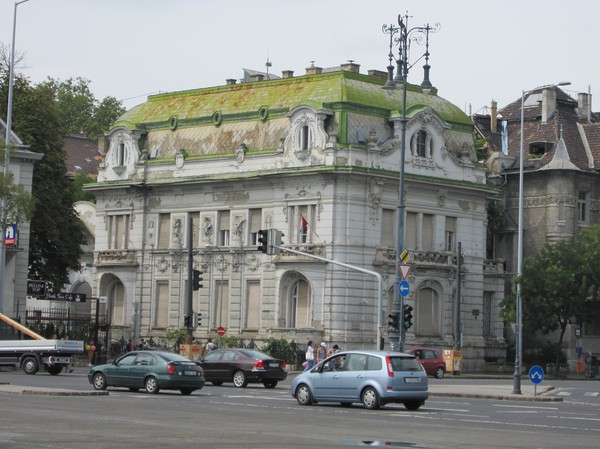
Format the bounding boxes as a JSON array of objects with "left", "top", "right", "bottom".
[{"left": 1, "top": 367, "right": 600, "bottom": 448}]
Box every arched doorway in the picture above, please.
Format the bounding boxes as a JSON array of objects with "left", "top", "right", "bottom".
[{"left": 279, "top": 271, "right": 312, "bottom": 329}]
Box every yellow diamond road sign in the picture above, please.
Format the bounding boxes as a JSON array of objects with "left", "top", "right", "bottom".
[{"left": 400, "top": 249, "right": 411, "bottom": 264}]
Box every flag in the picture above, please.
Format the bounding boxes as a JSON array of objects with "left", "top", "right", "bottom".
[{"left": 298, "top": 214, "right": 308, "bottom": 241}]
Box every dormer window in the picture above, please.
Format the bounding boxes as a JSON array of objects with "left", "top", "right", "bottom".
[
  {"left": 117, "top": 143, "right": 125, "bottom": 166},
  {"left": 300, "top": 125, "right": 310, "bottom": 151},
  {"left": 410, "top": 129, "right": 432, "bottom": 158},
  {"left": 529, "top": 141, "right": 551, "bottom": 157}
]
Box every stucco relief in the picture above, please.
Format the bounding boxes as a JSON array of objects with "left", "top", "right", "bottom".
[
  {"left": 201, "top": 216, "right": 214, "bottom": 244},
  {"left": 369, "top": 179, "right": 384, "bottom": 223}
]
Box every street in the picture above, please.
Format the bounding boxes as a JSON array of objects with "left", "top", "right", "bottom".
[{"left": 1, "top": 368, "right": 600, "bottom": 448}]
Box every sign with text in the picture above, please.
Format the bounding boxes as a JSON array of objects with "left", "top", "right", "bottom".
[
  {"left": 27, "top": 280, "right": 47, "bottom": 297},
  {"left": 44, "top": 292, "right": 87, "bottom": 302}
]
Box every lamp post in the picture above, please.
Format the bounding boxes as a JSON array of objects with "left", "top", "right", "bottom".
[
  {"left": 0, "top": 0, "right": 31, "bottom": 314},
  {"left": 382, "top": 13, "right": 439, "bottom": 351},
  {"left": 513, "top": 81, "right": 570, "bottom": 394}
]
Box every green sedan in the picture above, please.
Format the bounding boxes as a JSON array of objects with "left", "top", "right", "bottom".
[{"left": 88, "top": 350, "right": 205, "bottom": 395}]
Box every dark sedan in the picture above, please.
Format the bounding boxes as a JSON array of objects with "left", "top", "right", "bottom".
[
  {"left": 200, "top": 349, "right": 287, "bottom": 388},
  {"left": 88, "top": 350, "right": 205, "bottom": 395}
]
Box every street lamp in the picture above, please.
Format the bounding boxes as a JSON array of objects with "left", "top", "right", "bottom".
[
  {"left": 513, "top": 81, "right": 571, "bottom": 394},
  {"left": 0, "top": 0, "right": 31, "bottom": 314},
  {"left": 382, "top": 13, "right": 439, "bottom": 351}
]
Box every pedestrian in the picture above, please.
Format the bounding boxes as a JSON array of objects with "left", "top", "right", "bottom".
[
  {"left": 305, "top": 340, "right": 315, "bottom": 371},
  {"left": 326, "top": 344, "right": 340, "bottom": 358},
  {"left": 128, "top": 338, "right": 135, "bottom": 352},
  {"left": 316, "top": 342, "right": 327, "bottom": 363},
  {"left": 87, "top": 341, "right": 96, "bottom": 367},
  {"left": 204, "top": 338, "right": 216, "bottom": 355}
]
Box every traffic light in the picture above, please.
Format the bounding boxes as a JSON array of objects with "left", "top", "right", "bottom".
[
  {"left": 257, "top": 229, "right": 269, "bottom": 254},
  {"left": 193, "top": 312, "right": 202, "bottom": 328},
  {"left": 388, "top": 312, "right": 400, "bottom": 330},
  {"left": 192, "top": 269, "right": 203, "bottom": 291},
  {"left": 184, "top": 314, "right": 191, "bottom": 328},
  {"left": 403, "top": 304, "right": 414, "bottom": 329},
  {"left": 270, "top": 229, "right": 285, "bottom": 255}
]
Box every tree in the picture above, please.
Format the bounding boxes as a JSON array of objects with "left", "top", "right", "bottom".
[
  {"left": 501, "top": 225, "right": 600, "bottom": 371},
  {"left": 3, "top": 72, "right": 86, "bottom": 290},
  {"left": 42, "top": 77, "right": 125, "bottom": 141}
]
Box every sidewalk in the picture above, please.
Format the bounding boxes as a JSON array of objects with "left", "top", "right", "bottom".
[{"left": 428, "top": 382, "right": 560, "bottom": 402}]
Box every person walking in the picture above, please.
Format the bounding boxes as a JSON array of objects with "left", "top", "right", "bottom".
[
  {"left": 316, "top": 342, "right": 327, "bottom": 363},
  {"left": 326, "top": 344, "right": 340, "bottom": 358},
  {"left": 204, "top": 338, "right": 216, "bottom": 355},
  {"left": 305, "top": 340, "right": 315, "bottom": 371}
]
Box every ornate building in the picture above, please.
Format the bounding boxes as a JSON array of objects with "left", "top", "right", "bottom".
[{"left": 87, "top": 62, "right": 505, "bottom": 370}]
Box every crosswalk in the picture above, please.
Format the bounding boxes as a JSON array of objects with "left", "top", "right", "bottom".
[{"left": 553, "top": 390, "right": 599, "bottom": 398}]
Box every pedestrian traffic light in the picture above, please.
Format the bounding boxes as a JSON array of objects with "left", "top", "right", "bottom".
[
  {"left": 192, "top": 269, "right": 203, "bottom": 291},
  {"left": 193, "top": 312, "right": 202, "bottom": 328},
  {"left": 257, "top": 229, "right": 269, "bottom": 254},
  {"left": 184, "top": 314, "right": 191, "bottom": 328},
  {"left": 388, "top": 312, "right": 400, "bottom": 330},
  {"left": 403, "top": 304, "right": 414, "bottom": 329}
]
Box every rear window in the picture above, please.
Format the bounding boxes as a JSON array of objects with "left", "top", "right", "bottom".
[{"left": 389, "top": 356, "right": 422, "bottom": 372}]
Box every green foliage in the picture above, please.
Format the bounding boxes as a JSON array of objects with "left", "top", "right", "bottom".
[
  {"left": 513, "top": 225, "right": 600, "bottom": 369},
  {"left": 41, "top": 77, "right": 125, "bottom": 141},
  {"left": 159, "top": 327, "right": 188, "bottom": 352},
  {"left": 218, "top": 335, "right": 240, "bottom": 348},
  {"left": 72, "top": 172, "right": 96, "bottom": 203}
]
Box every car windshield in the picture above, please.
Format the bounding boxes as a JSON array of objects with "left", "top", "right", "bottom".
[{"left": 389, "top": 356, "right": 423, "bottom": 371}]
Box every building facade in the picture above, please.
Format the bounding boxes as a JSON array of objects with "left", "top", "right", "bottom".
[
  {"left": 477, "top": 86, "right": 600, "bottom": 370},
  {"left": 87, "top": 63, "right": 505, "bottom": 370}
]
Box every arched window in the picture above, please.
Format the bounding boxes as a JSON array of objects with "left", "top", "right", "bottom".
[
  {"left": 110, "top": 281, "right": 126, "bottom": 326},
  {"left": 289, "top": 279, "right": 311, "bottom": 328}
]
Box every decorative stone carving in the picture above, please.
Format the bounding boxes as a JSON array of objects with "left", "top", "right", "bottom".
[{"left": 369, "top": 179, "right": 383, "bottom": 223}]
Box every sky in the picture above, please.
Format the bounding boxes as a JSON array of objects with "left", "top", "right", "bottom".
[{"left": 1, "top": 0, "right": 597, "bottom": 114}]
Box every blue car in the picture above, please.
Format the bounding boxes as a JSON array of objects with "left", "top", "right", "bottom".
[{"left": 290, "top": 350, "right": 428, "bottom": 410}]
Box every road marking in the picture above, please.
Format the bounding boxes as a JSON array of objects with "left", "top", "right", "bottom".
[
  {"left": 556, "top": 391, "right": 572, "bottom": 396},
  {"left": 493, "top": 404, "right": 559, "bottom": 410},
  {"left": 585, "top": 392, "right": 599, "bottom": 397}
]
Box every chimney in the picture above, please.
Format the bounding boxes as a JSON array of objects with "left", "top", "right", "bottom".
[
  {"left": 250, "top": 74, "right": 264, "bottom": 82},
  {"left": 281, "top": 70, "right": 294, "bottom": 79},
  {"left": 226, "top": 79, "right": 237, "bottom": 85},
  {"left": 341, "top": 62, "right": 360, "bottom": 73},
  {"left": 490, "top": 100, "right": 498, "bottom": 132},
  {"left": 541, "top": 88, "right": 557, "bottom": 124},
  {"left": 368, "top": 69, "right": 388, "bottom": 79},
  {"left": 578, "top": 92, "right": 591, "bottom": 120},
  {"left": 305, "top": 62, "right": 322, "bottom": 75}
]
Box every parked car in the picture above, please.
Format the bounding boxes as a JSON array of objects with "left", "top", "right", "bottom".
[
  {"left": 199, "top": 348, "right": 287, "bottom": 388},
  {"left": 88, "top": 350, "right": 205, "bottom": 395},
  {"left": 405, "top": 347, "right": 446, "bottom": 379},
  {"left": 290, "top": 350, "right": 428, "bottom": 410}
]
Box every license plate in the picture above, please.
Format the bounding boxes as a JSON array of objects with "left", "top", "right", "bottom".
[
  {"left": 404, "top": 377, "right": 420, "bottom": 383},
  {"left": 269, "top": 363, "right": 279, "bottom": 368},
  {"left": 184, "top": 370, "right": 197, "bottom": 376}
]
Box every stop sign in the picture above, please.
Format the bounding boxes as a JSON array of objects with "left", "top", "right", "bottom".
[{"left": 217, "top": 326, "right": 226, "bottom": 336}]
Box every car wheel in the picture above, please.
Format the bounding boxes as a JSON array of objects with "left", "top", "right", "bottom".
[
  {"left": 434, "top": 367, "right": 445, "bottom": 379},
  {"left": 144, "top": 376, "right": 160, "bottom": 394},
  {"left": 361, "top": 387, "right": 380, "bottom": 410},
  {"left": 404, "top": 400, "right": 423, "bottom": 411},
  {"left": 232, "top": 370, "right": 248, "bottom": 388},
  {"left": 92, "top": 372, "right": 107, "bottom": 391},
  {"left": 22, "top": 357, "right": 39, "bottom": 375},
  {"left": 46, "top": 365, "right": 62, "bottom": 375},
  {"left": 211, "top": 381, "right": 223, "bottom": 386},
  {"left": 295, "top": 384, "right": 313, "bottom": 406},
  {"left": 129, "top": 387, "right": 140, "bottom": 392},
  {"left": 262, "top": 380, "right": 278, "bottom": 389},
  {"left": 180, "top": 388, "right": 194, "bottom": 395}
]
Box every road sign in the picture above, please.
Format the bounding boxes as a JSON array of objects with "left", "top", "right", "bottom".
[
  {"left": 399, "top": 264, "right": 411, "bottom": 280},
  {"left": 379, "top": 326, "right": 388, "bottom": 336},
  {"left": 529, "top": 365, "right": 544, "bottom": 384},
  {"left": 217, "top": 326, "right": 226, "bottom": 336},
  {"left": 400, "top": 249, "right": 411, "bottom": 264},
  {"left": 398, "top": 280, "right": 410, "bottom": 297}
]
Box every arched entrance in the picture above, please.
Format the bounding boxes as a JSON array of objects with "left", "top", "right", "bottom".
[{"left": 279, "top": 271, "right": 312, "bottom": 329}]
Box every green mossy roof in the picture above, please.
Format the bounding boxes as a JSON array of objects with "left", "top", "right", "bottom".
[{"left": 114, "top": 70, "right": 471, "bottom": 131}]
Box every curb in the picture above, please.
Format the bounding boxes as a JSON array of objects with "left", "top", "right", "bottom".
[{"left": 0, "top": 384, "right": 108, "bottom": 396}]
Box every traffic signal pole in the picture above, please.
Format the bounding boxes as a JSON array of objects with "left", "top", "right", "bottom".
[
  {"left": 186, "top": 215, "right": 194, "bottom": 344},
  {"left": 273, "top": 244, "right": 384, "bottom": 350}
]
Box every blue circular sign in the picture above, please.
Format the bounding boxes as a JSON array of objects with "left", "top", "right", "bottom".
[
  {"left": 399, "top": 280, "right": 410, "bottom": 297},
  {"left": 529, "top": 365, "right": 544, "bottom": 384}
]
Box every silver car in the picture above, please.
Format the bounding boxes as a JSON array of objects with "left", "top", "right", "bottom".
[{"left": 290, "top": 350, "right": 428, "bottom": 410}]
